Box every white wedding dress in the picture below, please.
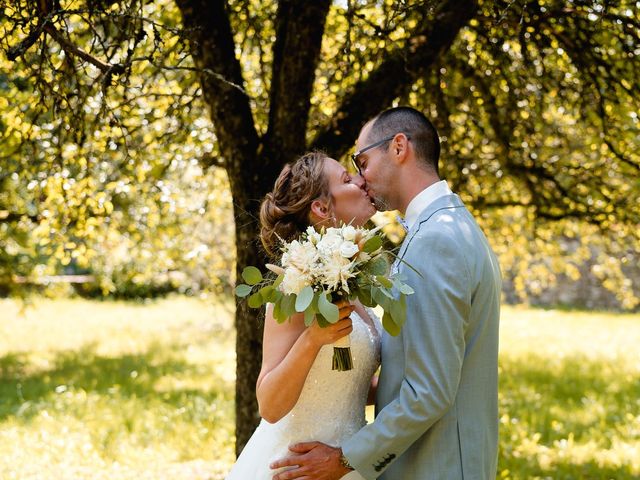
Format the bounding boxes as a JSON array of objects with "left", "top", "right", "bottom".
[{"left": 226, "top": 309, "right": 381, "bottom": 480}]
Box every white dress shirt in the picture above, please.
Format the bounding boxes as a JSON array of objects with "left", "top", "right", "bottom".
[{"left": 403, "top": 180, "right": 452, "bottom": 230}]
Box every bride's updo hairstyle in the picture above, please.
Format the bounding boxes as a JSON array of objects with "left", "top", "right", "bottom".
[{"left": 260, "top": 151, "right": 331, "bottom": 257}]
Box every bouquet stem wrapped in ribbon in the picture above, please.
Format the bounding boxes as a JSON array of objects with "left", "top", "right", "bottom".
[
  {"left": 236, "top": 224, "right": 415, "bottom": 371},
  {"left": 332, "top": 334, "right": 353, "bottom": 371}
]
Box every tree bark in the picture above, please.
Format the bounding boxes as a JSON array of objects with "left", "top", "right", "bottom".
[
  {"left": 175, "top": 0, "right": 265, "bottom": 454},
  {"left": 265, "top": 0, "right": 332, "bottom": 165}
]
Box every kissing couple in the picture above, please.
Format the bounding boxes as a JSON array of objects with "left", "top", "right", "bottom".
[{"left": 226, "top": 106, "right": 501, "bottom": 480}]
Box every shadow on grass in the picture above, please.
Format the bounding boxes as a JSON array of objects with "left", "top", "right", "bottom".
[
  {"left": 499, "top": 353, "right": 639, "bottom": 479},
  {"left": 0, "top": 342, "right": 233, "bottom": 422}
]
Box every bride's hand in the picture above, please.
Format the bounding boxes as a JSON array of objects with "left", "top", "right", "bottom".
[{"left": 305, "top": 300, "right": 354, "bottom": 347}]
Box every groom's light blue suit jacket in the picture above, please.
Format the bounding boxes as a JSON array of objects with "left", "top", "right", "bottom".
[{"left": 342, "top": 194, "right": 501, "bottom": 479}]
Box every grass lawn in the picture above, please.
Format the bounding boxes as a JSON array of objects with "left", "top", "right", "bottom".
[
  {"left": 0, "top": 296, "right": 236, "bottom": 480},
  {"left": 0, "top": 297, "right": 638, "bottom": 479}
]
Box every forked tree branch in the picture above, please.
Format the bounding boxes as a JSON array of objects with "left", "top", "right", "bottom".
[
  {"left": 311, "top": 0, "right": 478, "bottom": 157},
  {"left": 265, "top": 0, "right": 332, "bottom": 166},
  {"left": 175, "top": 0, "right": 259, "bottom": 178}
]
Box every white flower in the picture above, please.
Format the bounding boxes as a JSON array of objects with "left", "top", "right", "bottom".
[
  {"left": 318, "top": 251, "right": 355, "bottom": 292},
  {"left": 339, "top": 240, "right": 360, "bottom": 258},
  {"left": 342, "top": 225, "right": 357, "bottom": 241},
  {"left": 280, "top": 266, "right": 312, "bottom": 295},
  {"left": 305, "top": 226, "right": 321, "bottom": 244},
  {"left": 356, "top": 251, "right": 371, "bottom": 263},
  {"left": 316, "top": 229, "right": 343, "bottom": 256},
  {"left": 283, "top": 240, "right": 318, "bottom": 272}
]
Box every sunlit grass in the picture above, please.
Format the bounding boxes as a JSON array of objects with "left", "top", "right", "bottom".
[
  {"left": 0, "top": 299, "right": 638, "bottom": 479},
  {"left": 498, "top": 306, "right": 640, "bottom": 479},
  {"left": 0, "top": 296, "right": 236, "bottom": 480}
]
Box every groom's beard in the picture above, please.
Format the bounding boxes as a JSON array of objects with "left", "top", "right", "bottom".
[{"left": 372, "top": 194, "right": 391, "bottom": 212}]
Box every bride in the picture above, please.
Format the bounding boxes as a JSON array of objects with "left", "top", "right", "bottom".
[{"left": 225, "top": 152, "right": 380, "bottom": 480}]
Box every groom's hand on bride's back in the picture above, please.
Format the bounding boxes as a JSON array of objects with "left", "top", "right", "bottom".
[{"left": 270, "top": 441, "right": 351, "bottom": 480}]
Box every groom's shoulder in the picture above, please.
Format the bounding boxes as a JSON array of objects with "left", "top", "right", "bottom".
[{"left": 414, "top": 195, "right": 469, "bottom": 229}]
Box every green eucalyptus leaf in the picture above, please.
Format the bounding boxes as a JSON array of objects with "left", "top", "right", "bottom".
[
  {"left": 376, "top": 275, "right": 393, "bottom": 289},
  {"left": 271, "top": 289, "right": 284, "bottom": 304},
  {"left": 248, "top": 291, "right": 264, "bottom": 309},
  {"left": 390, "top": 296, "right": 407, "bottom": 329},
  {"left": 273, "top": 300, "right": 287, "bottom": 323},
  {"left": 235, "top": 284, "right": 253, "bottom": 298},
  {"left": 310, "top": 291, "right": 320, "bottom": 311},
  {"left": 303, "top": 308, "right": 316, "bottom": 327},
  {"left": 373, "top": 287, "right": 390, "bottom": 311},
  {"left": 241, "top": 266, "right": 263, "bottom": 285},
  {"left": 382, "top": 310, "right": 401, "bottom": 336},
  {"left": 399, "top": 283, "right": 414, "bottom": 295},
  {"left": 315, "top": 313, "right": 331, "bottom": 328},
  {"left": 281, "top": 294, "right": 296, "bottom": 318},
  {"left": 295, "top": 285, "right": 314, "bottom": 312},
  {"left": 363, "top": 235, "right": 383, "bottom": 253},
  {"left": 273, "top": 274, "right": 284, "bottom": 289},
  {"left": 318, "top": 292, "right": 339, "bottom": 323},
  {"left": 367, "top": 256, "right": 388, "bottom": 276},
  {"left": 393, "top": 277, "right": 414, "bottom": 295},
  {"left": 356, "top": 286, "right": 375, "bottom": 307},
  {"left": 259, "top": 285, "right": 274, "bottom": 302},
  {"left": 380, "top": 287, "right": 394, "bottom": 299}
]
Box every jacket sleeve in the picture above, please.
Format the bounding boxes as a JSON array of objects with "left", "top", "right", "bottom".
[{"left": 342, "top": 226, "right": 471, "bottom": 479}]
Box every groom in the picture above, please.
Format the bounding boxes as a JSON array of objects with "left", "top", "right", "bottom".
[{"left": 271, "top": 107, "right": 501, "bottom": 479}]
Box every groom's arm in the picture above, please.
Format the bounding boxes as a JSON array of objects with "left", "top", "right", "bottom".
[{"left": 342, "top": 228, "right": 469, "bottom": 479}]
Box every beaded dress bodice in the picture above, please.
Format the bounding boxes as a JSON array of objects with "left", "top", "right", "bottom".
[
  {"left": 225, "top": 309, "right": 380, "bottom": 480},
  {"left": 269, "top": 308, "right": 381, "bottom": 445}
]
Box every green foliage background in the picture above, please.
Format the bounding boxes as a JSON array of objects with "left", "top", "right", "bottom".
[
  {"left": 1, "top": 0, "right": 638, "bottom": 308},
  {"left": 1, "top": 0, "right": 235, "bottom": 296}
]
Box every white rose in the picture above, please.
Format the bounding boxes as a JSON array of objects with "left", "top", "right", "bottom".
[
  {"left": 339, "top": 240, "right": 360, "bottom": 258},
  {"left": 342, "top": 225, "right": 357, "bottom": 241},
  {"left": 316, "top": 230, "right": 343, "bottom": 256}
]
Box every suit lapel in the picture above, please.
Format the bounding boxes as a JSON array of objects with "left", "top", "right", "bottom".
[{"left": 396, "top": 194, "right": 465, "bottom": 263}]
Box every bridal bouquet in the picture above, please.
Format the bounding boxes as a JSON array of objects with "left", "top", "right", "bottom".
[{"left": 236, "top": 224, "right": 414, "bottom": 371}]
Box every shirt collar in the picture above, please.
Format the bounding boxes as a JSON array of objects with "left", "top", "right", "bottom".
[{"left": 403, "top": 180, "right": 452, "bottom": 229}]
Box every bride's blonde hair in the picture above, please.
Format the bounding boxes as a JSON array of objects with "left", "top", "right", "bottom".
[{"left": 260, "top": 151, "right": 331, "bottom": 257}]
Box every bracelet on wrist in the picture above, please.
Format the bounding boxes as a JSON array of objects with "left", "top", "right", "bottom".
[{"left": 339, "top": 453, "right": 354, "bottom": 471}]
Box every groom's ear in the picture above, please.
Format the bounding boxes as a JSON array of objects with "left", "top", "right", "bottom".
[{"left": 392, "top": 133, "right": 410, "bottom": 163}]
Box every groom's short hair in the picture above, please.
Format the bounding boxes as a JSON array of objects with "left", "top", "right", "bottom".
[{"left": 368, "top": 107, "right": 440, "bottom": 175}]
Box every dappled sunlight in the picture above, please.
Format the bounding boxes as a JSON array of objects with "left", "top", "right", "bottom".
[
  {"left": 0, "top": 296, "right": 236, "bottom": 479},
  {"left": 498, "top": 308, "right": 640, "bottom": 478}
]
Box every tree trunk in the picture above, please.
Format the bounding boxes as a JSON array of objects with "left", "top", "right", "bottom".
[
  {"left": 232, "top": 197, "right": 265, "bottom": 454},
  {"left": 176, "top": 0, "right": 477, "bottom": 456}
]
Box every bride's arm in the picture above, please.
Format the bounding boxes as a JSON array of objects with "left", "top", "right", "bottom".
[{"left": 256, "top": 302, "right": 353, "bottom": 423}]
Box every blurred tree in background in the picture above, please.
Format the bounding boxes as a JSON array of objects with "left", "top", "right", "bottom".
[{"left": 1, "top": 0, "right": 638, "bottom": 451}]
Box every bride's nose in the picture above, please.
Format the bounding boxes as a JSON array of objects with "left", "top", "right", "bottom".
[{"left": 352, "top": 174, "right": 366, "bottom": 189}]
